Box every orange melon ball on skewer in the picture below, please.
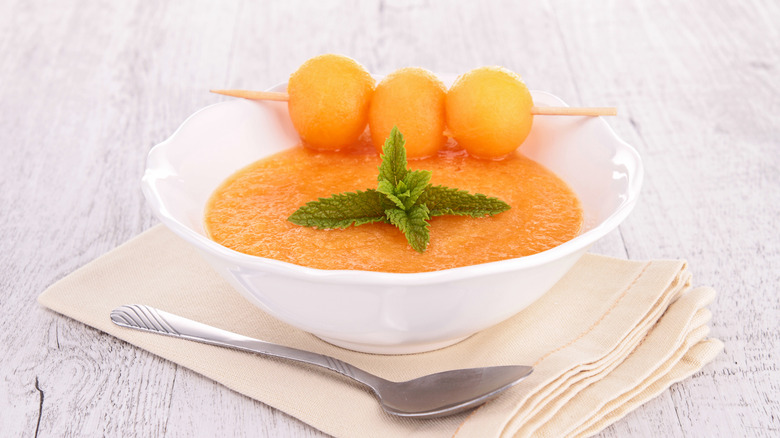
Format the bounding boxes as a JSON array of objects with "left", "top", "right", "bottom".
[
  {"left": 211, "top": 59, "right": 617, "bottom": 158},
  {"left": 286, "top": 54, "right": 375, "bottom": 151},
  {"left": 368, "top": 67, "right": 447, "bottom": 159},
  {"left": 445, "top": 66, "right": 535, "bottom": 159}
]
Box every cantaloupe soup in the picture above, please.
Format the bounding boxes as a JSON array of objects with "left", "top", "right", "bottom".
[{"left": 204, "top": 138, "right": 583, "bottom": 273}]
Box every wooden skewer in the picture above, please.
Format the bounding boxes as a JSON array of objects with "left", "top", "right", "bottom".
[
  {"left": 530, "top": 106, "right": 617, "bottom": 116},
  {"left": 210, "top": 89, "right": 617, "bottom": 116},
  {"left": 210, "top": 89, "right": 290, "bottom": 101}
]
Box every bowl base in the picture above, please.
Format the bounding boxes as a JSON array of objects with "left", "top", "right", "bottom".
[{"left": 315, "top": 334, "right": 472, "bottom": 355}]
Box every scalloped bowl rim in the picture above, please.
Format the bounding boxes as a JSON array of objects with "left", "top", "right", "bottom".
[{"left": 142, "top": 89, "right": 643, "bottom": 286}]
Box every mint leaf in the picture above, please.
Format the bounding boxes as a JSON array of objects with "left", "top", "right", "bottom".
[
  {"left": 288, "top": 189, "right": 391, "bottom": 229},
  {"left": 419, "top": 185, "right": 510, "bottom": 217},
  {"left": 376, "top": 128, "right": 431, "bottom": 211},
  {"left": 385, "top": 204, "right": 431, "bottom": 253},
  {"left": 401, "top": 169, "right": 432, "bottom": 209},
  {"left": 377, "top": 179, "right": 406, "bottom": 209},
  {"left": 377, "top": 127, "right": 407, "bottom": 186}
]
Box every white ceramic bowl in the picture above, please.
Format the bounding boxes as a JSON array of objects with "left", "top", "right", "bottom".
[{"left": 142, "top": 86, "right": 643, "bottom": 354}]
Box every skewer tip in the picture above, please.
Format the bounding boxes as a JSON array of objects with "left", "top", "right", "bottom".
[{"left": 531, "top": 106, "right": 617, "bottom": 117}]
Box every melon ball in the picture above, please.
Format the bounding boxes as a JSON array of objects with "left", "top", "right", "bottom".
[
  {"left": 287, "top": 54, "right": 375, "bottom": 151},
  {"left": 445, "top": 66, "right": 534, "bottom": 159},
  {"left": 368, "top": 67, "right": 447, "bottom": 159}
]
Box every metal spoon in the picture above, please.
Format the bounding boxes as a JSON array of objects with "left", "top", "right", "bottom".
[{"left": 110, "top": 304, "right": 532, "bottom": 418}]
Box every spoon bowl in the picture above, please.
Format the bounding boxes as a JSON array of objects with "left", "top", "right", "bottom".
[
  {"left": 375, "top": 365, "right": 533, "bottom": 417},
  {"left": 110, "top": 304, "right": 532, "bottom": 418}
]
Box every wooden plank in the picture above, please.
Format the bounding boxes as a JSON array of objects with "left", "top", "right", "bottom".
[
  {"left": 547, "top": 0, "right": 780, "bottom": 437},
  {"left": 0, "top": 0, "right": 777, "bottom": 437}
]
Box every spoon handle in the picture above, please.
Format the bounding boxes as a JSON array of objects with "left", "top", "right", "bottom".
[{"left": 110, "top": 304, "right": 383, "bottom": 389}]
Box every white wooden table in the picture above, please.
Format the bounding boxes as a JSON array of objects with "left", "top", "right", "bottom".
[{"left": 1, "top": 0, "right": 777, "bottom": 436}]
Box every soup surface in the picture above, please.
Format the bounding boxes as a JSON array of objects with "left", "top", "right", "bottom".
[{"left": 204, "top": 141, "right": 583, "bottom": 273}]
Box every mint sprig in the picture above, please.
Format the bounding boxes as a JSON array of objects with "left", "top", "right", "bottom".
[
  {"left": 288, "top": 127, "right": 510, "bottom": 252},
  {"left": 287, "top": 189, "right": 391, "bottom": 229}
]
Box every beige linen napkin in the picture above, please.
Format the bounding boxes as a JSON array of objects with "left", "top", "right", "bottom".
[{"left": 38, "top": 225, "right": 722, "bottom": 438}]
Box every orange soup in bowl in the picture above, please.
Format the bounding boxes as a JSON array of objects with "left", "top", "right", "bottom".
[{"left": 204, "top": 140, "right": 583, "bottom": 273}]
